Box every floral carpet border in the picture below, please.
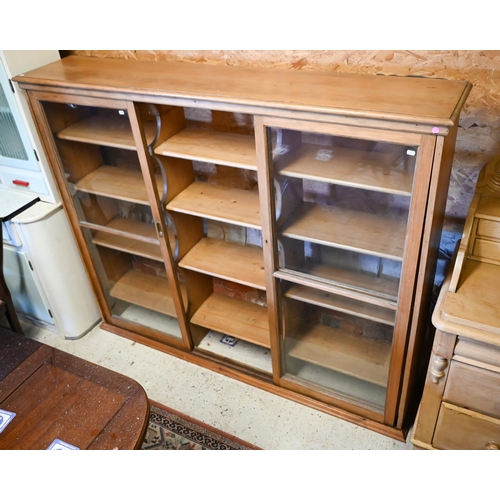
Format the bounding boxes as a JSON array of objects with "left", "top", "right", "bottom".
[{"left": 141, "top": 400, "right": 260, "bottom": 450}]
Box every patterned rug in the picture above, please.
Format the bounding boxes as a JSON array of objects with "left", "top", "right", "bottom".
[{"left": 141, "top": 401, "right": 260, "bottom": 450}]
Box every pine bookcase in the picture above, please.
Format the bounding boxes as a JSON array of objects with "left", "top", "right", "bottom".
[{"left": 14, "top": 56, "right": 471, "bottom": 439}]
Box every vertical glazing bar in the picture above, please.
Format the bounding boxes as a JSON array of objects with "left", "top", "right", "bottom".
[{"left": 254, "top": 116, "right": 283, "bottom": 383}]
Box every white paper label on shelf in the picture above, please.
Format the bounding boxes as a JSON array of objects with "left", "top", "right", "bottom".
[
  {"left": 315, "top": 149, "right": 334, "bottom": 161},
  {"left": 274, "top": 145, "right": 291, "bottom": 156}
]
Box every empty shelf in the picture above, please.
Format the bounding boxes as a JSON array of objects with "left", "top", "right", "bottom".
[
  {"left": 191, "top": 293, "right": 270, "bottom": 348},
  {"left": 83, "top": 217, "right": 175, "bottom": 261},
  {"left": 286, "top": 323, "right": 391, "bottom": 387},
  {"left": 279, "top": 143, "right": 412, "bottom": 196},
  {"left": 110, "top": 269, "right": 184, "bottom": 318},
  {"left": 282, "top": 203, "right": 407, "bottom": 261},
  {"left": 167, "top": 181, "right": 261, "bottom": 228},
  {"left": 179, "top": 237, "right": 266, "bottom": 290},
  {"left": 58, "top": 115, "right": 156, "bottom": 150},
  {"left": 155, "top": 128, "right": 257, "bottom": 170},
  {"left": 285, "top": 284, "right": 396, "bottom": 325},
  {"left": 76, "top": 166, "right": 163, "bottom": 205}
]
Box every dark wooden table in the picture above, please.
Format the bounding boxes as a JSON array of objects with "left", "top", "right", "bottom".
[{"left": 0, "top": 326, "right": 150, "bottom": 449}]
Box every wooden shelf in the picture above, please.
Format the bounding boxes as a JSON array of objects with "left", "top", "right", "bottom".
[
  {"left": 296, "top": 263, "right": 400, "bottom": 304},
  {"left": 279, "top": 144, "right": 413, "bottom": 196},
  {"left": 282, "top": 203, "right": 407, "bottom": 261},
  {"left": 285, "top": 284, "right": 396, "bottom": 325},
  {"left": 83, "top": 217, "right": 158, "bottom": 243},
  {"left": 155, "top": 128, "right": 257, "bottom": 170},
  {"left": 167, "top": 181, "right": 261, "bottom": 228},
  {"left": 76, "top": 165, "right": 163, "bottom": 205},
  {"left": 81, "top": 217, "right": 175, "bottom": 261},
  {"left": 310, "top": 264, "right": 400, "bottom": 300},
  {"left": 191, "top": 293, "right": 270, "bottom": 348},
  {"left": 110, "top": 269, "right": 185, "bottom": 318},
  {"left": 58, "top": 115, "right": 156, "bottom": 150},
  {"left": 179, "top": 237, "right": 266, "bottom": 290},
  {"left": 286, "top": 323, "right": 392, "bottom": 387},
  {"left": 93, "top": 231, "right": 162, "bottom": 262}
]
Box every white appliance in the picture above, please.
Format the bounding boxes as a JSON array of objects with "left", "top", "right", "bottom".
[{"left": 1, "top": 50, "right": 100, "bottom": 339}]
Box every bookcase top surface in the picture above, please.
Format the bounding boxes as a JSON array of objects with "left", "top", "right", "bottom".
[{"left": 15, "top": 55, "right": 471, "bottom": 127}]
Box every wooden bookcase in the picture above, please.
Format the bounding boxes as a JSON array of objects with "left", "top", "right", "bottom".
[{"left": 14, "top": 56, "right": 471, "bottom": 440}]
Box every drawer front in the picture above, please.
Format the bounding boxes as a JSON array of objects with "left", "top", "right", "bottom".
[
  {"left": 476, "top": 219, "right": 500, "bottom": 240},
  {"left": 472, "top": 238, "right": 500, "bottom": 262},
  {"left": 1, "top": 171, "right": 49, "bottom": 196},
  {"left": 433, "top": 403, "right": 500, "bottom": 450},
  {"left": 444, "top": 361, "right": 500, "bottom": 418}
]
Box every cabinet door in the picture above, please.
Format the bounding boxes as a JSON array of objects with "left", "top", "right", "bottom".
[
  {"left": 0, "top": 59, "right": 39, "bottom": 171},
  {"left": 257, "top": 117, "right": 431, "bottom": 421},
  {"left": 30, "top": 94, "right": 189, "bottom": 346}
]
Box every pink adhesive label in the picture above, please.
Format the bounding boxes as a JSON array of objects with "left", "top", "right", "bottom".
[{"left": 432, "top": 127, "right": 440, "bottom": 134}]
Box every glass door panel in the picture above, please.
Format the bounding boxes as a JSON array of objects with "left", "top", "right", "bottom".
[
  {"left": 281, "top": 281, "right": 394, "bottom": 411},
  {"left": 40, "top": 100, "right": 184, "bottom": 340},
  {"left": 269, "top": 125, "right": 419, "bottom": 412},
  {"left": 0, "top": 59, "right": 38, "bottom": 170},
  {"left": 272, "top": 128, "right": 417, "bottom": 304}
]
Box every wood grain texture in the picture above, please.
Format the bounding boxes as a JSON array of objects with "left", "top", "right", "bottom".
[
  {"left": 57, "top": 51, "right": 494, "bottom": 231},
  {"left": 284, "top": 284, "right": 396, "bottom": 325},
  {"left": 471, "top": 238, "right": 500, "bottom": 262},
  {"left": 92, "top": 230, "right": 163, "bottom": 262},
  {"left": 156, "top": 128, "right": 257, "bottom": 170},
  {"left": 410, "top": 329, "right": 456, "bottom": 445},
  {"left": 62, "top": 50, "right": 491, "bottom": 126},
  {"left": 386, "top": 134, "right": 438, "bottom": 427},
  {"left": 191, "top": 293, "right": 270, "bottom": 347},
  {"left": 110, "top": 269, "right": 183, "bottom": 317},
  {"left": 444, "top": 361, "right": 500, "bottom": 418},
  {"left": 286, "top": 323, "right": 391, "bottom": 387},
  {"left": 0, "top": 327, "right": 149, "bottom": 450},
  {"left": 279, "top": 143, "right": 413, "bottom": 196},
  {"left": 305, "top": 263, "right": 400, "bottom": 304},
  {"left": 89, "top": 216, "right": 159, "bottom": 243},
  {"left": 179, "top": 237, "right": 266, "bottom": 290},
  {"left": 76, "top": 165, "right": 163, "bottom": 205},
  {"left": 282, "top": 203, "right": 407, "bottom": 260},
  {"left": 167, "top": 181, "right": 261, "bottom": 228},
  {"left": 441, "top": 259, "right": 500, "bottom": 334},
  {"left": 433, "top": 403, "right": 500, "bottom": 450},
  {"left": 15, "top": 56, "right": 470, "bottom": 127},
  {"left": 58, "top": 115, "right": 156, "bottom": 150},
  {"left": 454, "top": 337, "right": 500, "bottom": 370}
]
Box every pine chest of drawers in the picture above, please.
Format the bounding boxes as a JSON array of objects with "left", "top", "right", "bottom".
[{"left": 412, "top": 155, "right": 500, "bottom": 449}]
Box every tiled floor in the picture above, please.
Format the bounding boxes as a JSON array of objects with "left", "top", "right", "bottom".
[{"left": 23, "top": 321, "right": 414, "bottom": 450}]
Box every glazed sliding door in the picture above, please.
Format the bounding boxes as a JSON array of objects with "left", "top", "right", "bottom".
[
  {"left": 30, "top": 93, "right": 189, "bottom": 347},
  {"left": 256, "top": 116, "right": 432, "bottom": 423}
]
